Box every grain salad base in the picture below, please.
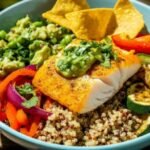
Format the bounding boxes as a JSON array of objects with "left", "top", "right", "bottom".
[{"left": 37, "top": 94, "right": 143, "bottom": 146}]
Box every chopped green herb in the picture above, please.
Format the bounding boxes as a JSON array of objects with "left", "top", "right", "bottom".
[
  {"left": 16, "top": 83, "right": 34, "bottom": 97},
  {"left": 16, "top": 82, "right": 39, "bottom": 109},
  {"left": 56, "top": 38, "right": 117, "bottom": 78},
  {"left": 101, "top": 53, "right": 111, "bottom": 67},
  {"left": 22, "top": 96, "right": 39, "bottom": 109}
]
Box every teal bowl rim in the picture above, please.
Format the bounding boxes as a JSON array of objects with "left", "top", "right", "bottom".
[
  {"left": 1, "top": 122, "right": 150, "bottom": 149},
  {"left": 0, "top": 0, "right": 150, "bottom": 149}
]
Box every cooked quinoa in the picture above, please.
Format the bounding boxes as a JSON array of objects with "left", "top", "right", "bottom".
[
  {"left": 36, "top": 69, "right": 149, "bottom": 146},
  {"left": 37, "top": 95, "right": 143, "bottom": 146}
]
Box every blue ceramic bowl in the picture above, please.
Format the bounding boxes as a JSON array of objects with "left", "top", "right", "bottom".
[{"left": 0, "top": 0, "right": 150, "bottom": 149}]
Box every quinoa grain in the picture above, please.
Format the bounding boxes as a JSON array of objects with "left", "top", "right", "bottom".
[{"left": 37, "top": 97, "right": 143, "bottom": 146}]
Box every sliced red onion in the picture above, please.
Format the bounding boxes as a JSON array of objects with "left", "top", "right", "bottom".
[
  {"left": 26, "top": 65, "right": 37, "bottom": 71},
  {"left": 7, "top": 83, "right": 51, "bottom": 119}
]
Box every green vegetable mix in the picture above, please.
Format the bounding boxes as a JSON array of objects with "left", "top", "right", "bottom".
[{"left": 0, "top": 16, "right": 74, "bottom": 78}]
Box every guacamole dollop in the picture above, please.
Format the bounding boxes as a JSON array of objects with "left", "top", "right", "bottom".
[{"left": 56, "top": 38, "right": 117, "bottom": 78}]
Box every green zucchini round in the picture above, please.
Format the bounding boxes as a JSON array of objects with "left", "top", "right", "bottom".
[
  {"left": 137, "top": 116, "right": 150, "bottom": 136},
  {"left": 127, "top": 94, "right": 150, "bottom": 114}
]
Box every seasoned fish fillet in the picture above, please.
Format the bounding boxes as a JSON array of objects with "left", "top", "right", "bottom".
[
  {"left": 33, "top": 49, "right": 141, "bottom": 113},
  {"left": 90, "top": 61, "right": 121, "bottom": 91},
  {"left": 115, "top": 47, "right": 141, "bottom": 87},
  {"left": 33, "top": 56, "right": 114, "bottom": 113}
]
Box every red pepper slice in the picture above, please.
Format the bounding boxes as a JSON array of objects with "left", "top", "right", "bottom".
[
  {"left": 135, "top": 35, "right": 150, "bottom": 43},
  {"left": 112, "top": 34, "right": 150, "bottom": 54},
  {"left": 0, "top": 67, "right": 36, "bottom": 122},
  {"left": 0, "top": 68, "right": 36, "bottom": 100},
  {"left": 0, "top": 111, "right": 6, "bottom": 121}
]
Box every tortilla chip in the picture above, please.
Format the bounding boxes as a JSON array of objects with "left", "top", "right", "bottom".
[
  {"left": 42, "top": 0, "right": 89, "bottom": 28},
  {"left": 42, "top": 13, "right": 69, "bottom": 28},
  {"left": 51, "top": 0, "right": 89, "bottom": 15},
  {"left": 66, "top": 8, "right": 116, "bottom": 40},
  {"left": 113, "top": 0, "right": 144, "bottom": 38},
  {"left": 106, "top": 13, "right": 118, "bottom": 36}
]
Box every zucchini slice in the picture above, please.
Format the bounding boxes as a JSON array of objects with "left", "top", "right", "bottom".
[
  {"left": 137, "top": 115, "right": 150, "bottom": 136},
  {"left": 145, "top": 65, "right": 150, "bottom": 88},
  {"left": 127, "top": 90, "right": 150, "bottom": 114},
  {"left": 137, "top": 53, "right": 150, "bottom": 64},
  {"left": 127, "top": 82, "right": 145, "bottom": 95},
  {"left": 127, "top": 82, "right": 150, "bottom": 114}
]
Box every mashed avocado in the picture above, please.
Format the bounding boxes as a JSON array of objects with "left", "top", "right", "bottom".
[
  {"left": 56, "top": 38, "right": 117, "bottom": 78},
  {"left": 0, "top": 15, "right": 74, "bottom": 78}
]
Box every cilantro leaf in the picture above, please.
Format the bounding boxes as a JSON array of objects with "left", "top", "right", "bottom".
[
  {"left": 16, "top": 83, "right": 34, "bottom": 96},
  {"left": 22, "top": 96, "right": 39, "bottom": 108},
  {"left": 101, "top": 53, "right": 111, "bottom": 68}
]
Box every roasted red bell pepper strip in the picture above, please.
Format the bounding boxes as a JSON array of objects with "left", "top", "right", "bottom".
[
  {"left": 0, "top": 67, "right": 43, "bottom": 135},
  {"left": 0, "top": 68, "right": 36, "bottom": 100},
  {"left": 5, "top": 102, "right": 20, "bottom": 130},
  {"left": 0, "top": 111, "right": 6, "bottom": 121},
  {"left": 135, "top": 35, "right": 150, "bottom": 43},
  {"left": 112, "top": 34, "right": 150, "bottom": 54},
  {"left": 20, "top": 117, "right": 40, "bottom": 137}
]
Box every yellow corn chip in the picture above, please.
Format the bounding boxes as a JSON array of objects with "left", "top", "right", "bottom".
[
  {"left": 66, "top": 8, "right": 116, "bottom": 40},
  {"left": 42, "top": 13, "right": 69, "bottom": 28},
  {"left": 114, "top": 0, "right": 144, "bottom": 38},
  {"left": 51, "top": 0, "right": 89, "bottom": 16},
  {"left": 42, "top": 0, "right": 89, "bottom": 28}
]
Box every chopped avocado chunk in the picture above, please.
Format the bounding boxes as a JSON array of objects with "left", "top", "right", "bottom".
[
  {"left": 30, "top": 45, "right": 51, "bottom": 66},
  {"left": 0, "top": 30, "right": 6, "bottom": 40},
  {"left": 0, "top": 40, "right": 7, "bottom": 48}
]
